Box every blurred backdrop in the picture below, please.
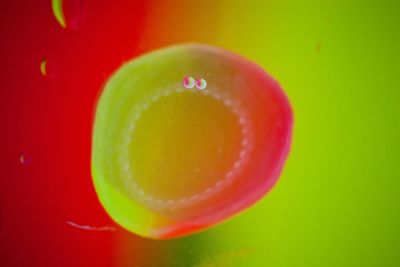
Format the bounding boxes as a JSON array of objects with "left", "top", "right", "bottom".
[{"left": 0, "top": 0, "right": 399, "bottom": 266}]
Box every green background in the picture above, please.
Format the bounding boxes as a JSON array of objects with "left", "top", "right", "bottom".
[{"left": 161, "top": 1, "right": 400, "bottom": 266}]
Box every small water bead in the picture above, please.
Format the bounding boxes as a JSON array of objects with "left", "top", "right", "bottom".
[
  {"left": 183, "top": 76, "right": 195, "bottom": 89},
  {"left": 195, "top": 78, "right": 207, "bottom": 90},
  {"left": 40, "top": 58, "right": 47, "bottom": 77},
  {"left": 19, "top": 154, "right": 32, "bottom": 165}
]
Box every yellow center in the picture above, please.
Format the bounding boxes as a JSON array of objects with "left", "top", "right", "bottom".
[{"left": 127, "top": 91, "right": 243, "bottom": 200}]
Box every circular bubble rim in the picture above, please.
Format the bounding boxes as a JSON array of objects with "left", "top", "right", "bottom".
[{"left": 118, "top": 84, "right": 254, "bottom": 210}]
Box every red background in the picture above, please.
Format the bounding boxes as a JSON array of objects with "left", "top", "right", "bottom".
[{"left": 0, "top": 1, "right": 158, "bottom": 266}]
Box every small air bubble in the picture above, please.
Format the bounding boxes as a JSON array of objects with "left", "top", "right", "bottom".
[
  {"left": 183, "top": 76, "right": 195, "bottom": 89},
  {"left": 195, "top": 78, "right": 207, "bottom": 90},
  {"left": 19, "top": 154, "right": 32, "bottom": 165}
]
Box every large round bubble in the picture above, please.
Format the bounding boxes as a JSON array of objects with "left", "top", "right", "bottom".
[{"left": 91, "top": 44, "right": 293, "bottom": 239}]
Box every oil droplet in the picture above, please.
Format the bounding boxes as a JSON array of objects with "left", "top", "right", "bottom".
[
  {"left": 183, "top": 76, "right": 195, "bottom": 88},
  {"left": 40, "top": 58, "right": 47, "bottom": 77},
  {"left": 52, "top": 0, "right": 86, "bottom": 30},
  {"left": 19, "top": 154, "right": 32, "bottom": 165},
  {"left": 195, "top": 78, "right": 207, "bottom": 90}
]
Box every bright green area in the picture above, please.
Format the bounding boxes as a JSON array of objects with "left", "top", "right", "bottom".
[{"left": 171, "top": 1, "right": 400, "bottom": 266}]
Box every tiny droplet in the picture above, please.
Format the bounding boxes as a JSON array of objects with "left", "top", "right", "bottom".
[
  {"left": 52, "top": 0, "right": 86, "bottom": 30},
  {"left": 195, "top": 78, "right": 207, "bottom": 90},
  {"left": 19, "top": 154, "right": 32, "bottom": 165},
  {"left": 40, "top": 58, "right": 47, "bottom": 77},
  {"left": 183, "top": 76, "right": 195, "bottom": 89}
]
